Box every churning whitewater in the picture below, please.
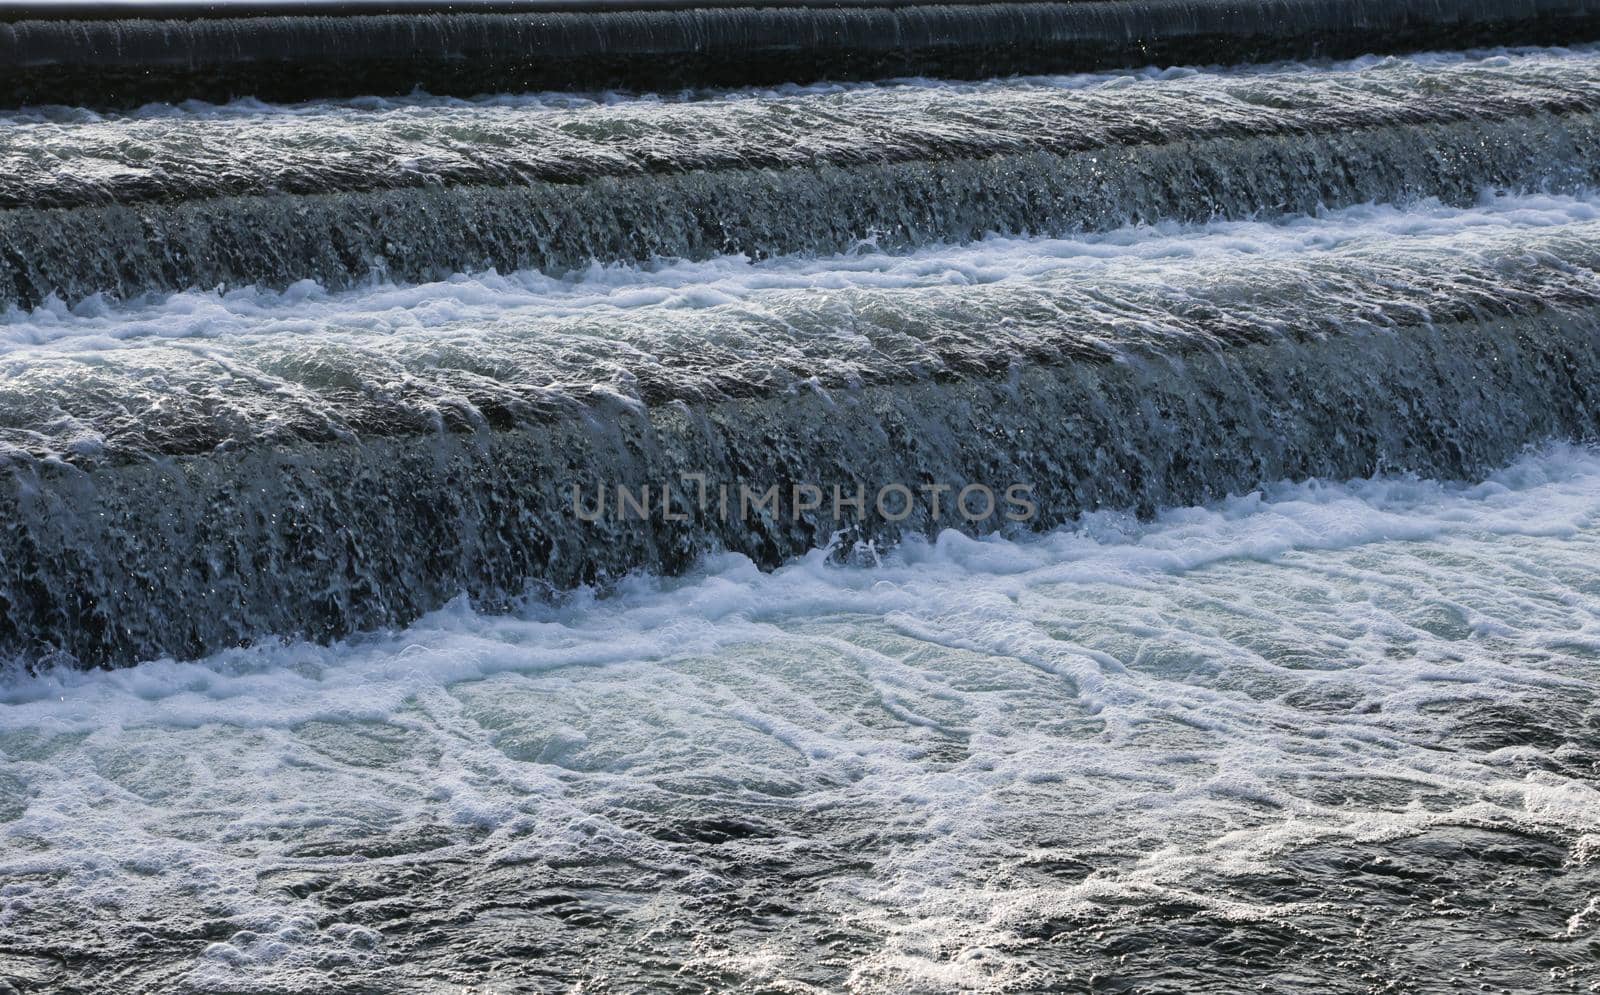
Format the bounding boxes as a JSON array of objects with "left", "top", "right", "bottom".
[
  {"left": 7, "top": 46, "right": 1600, "bottom": 308},
  {"left": 3, "top": 447, "right": 1599, "bottom": 992},
  {"left": 3, "top": 9, "right": 1600, "bottom": 993}
]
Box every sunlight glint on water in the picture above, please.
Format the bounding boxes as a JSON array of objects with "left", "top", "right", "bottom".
[{"left": 3, "top": 446, "right": 1599, "bottom": 991}]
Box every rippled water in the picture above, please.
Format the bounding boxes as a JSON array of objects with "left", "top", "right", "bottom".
[
  {"left": 7, "top": 191, "right": 1595, "bottom": 355},
  {"left": 6, "top": 47, "right": 1598, "bottom": 207},
  {"left": 7, "top": 192, "right": 1600, "bottom": 463},
  {"left": 8, "top": 185, "right": 1600, "bottom": 667},
  {"left": 8, "top": 46, "right": 1600, "bottom": 309},
  {"left": 3, "top": 446, "right": 1599, "bottom": 992},
  {"left": 5, "top": 24, "right": 1600, "bottom": 991}
]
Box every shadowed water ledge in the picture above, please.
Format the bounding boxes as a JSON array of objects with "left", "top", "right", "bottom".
[{"left": 4, "top": 0, "right": 1600, "bottom": 108}]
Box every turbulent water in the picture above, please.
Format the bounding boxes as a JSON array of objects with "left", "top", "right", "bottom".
[
  {"left": 9, "top": 194, "right": 1600, "bottom": 462},
  {"left": 9, "top": 189, "right": 1600, "bottom": 665},
  {"left": 4, "top": 23, "right": 1600, "bottom": 995},
  {"left": 3, "top": 447, "right": 1600, "bottom": 992},
  {"left": 8, "top": 48, "right": 1600, "bottom": 308}
]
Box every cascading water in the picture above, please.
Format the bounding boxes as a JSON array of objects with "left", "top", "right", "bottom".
[
  {"left": 3, "top": 7, "right": 1600, "bottom": 994},
  {"left": 7, "top": 50, "right": 1600, "bottom": 307},
  {"left": 7, "top": 206, "right": 1600, "bottom": 664}
]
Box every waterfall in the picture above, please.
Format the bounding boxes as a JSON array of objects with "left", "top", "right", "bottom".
[
  {"left": 4, "top": 53, "right": 1600, "bottom": 308},
  {"left": 4, "top": 23, "right": 1600, "bottom": 669},
  {"left": 10, "top": 10, "right": 1600, "bottom": 995},
  {"left": 5, "top": 216, "right": 1600, "bottom": 665}
]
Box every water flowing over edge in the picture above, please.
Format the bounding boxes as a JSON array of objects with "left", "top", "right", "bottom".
[
  {"left": 5, "top": 0, "right": 1599, "bottom": 107},
  {"left": 7, "top": 45, "right": 1600, "bottom": 308},
  {"left": 3, "top": 442, "right": 1598, "bottom": 990},
  {"left": 6, "top": 193, "right": 1600, "bottom": 667}
]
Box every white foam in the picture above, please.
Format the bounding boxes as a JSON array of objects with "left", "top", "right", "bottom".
[
  {"left": 2, "top": 441, "right": 1595, "bottom": 762},
  {"left": 5, "top": 190, "right": 1597, "bottom": 355},
  {"left": 7, "top": 43, "right": 1593, "bottom": 124},
  {"left": 3, "top": 444, "right": 1599, "bottom": 986}
]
